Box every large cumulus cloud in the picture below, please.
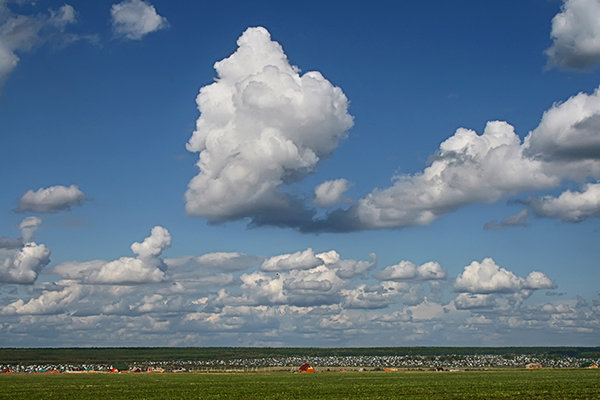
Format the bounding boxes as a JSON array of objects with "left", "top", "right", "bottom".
[
  {"left": 318, "top": 86, "right": 600, "bottom": 231},
  {"left": 185, "top": 27, "right": 353, "bottom": 227},
  {"left": 330, "top": 121, "right": 556, "bottom": 230}
]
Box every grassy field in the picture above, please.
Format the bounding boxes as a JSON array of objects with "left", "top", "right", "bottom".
[{"left": 0, "top": 369, "right": 598, "bottom": 400}]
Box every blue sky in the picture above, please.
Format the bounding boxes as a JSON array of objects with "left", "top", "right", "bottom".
[{"left": 0, "top": 0, "right": 599, "bottom": 347}]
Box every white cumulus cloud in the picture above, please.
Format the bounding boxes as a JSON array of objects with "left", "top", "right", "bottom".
[
  {"left": 529, "top": 182, "right": 600, "bottom": 222},
  {"left": 454, "top": 258, "right": 554, "bottom": 294},
  {"left": 18, "top": 184, "right": 86, "bottom": 213},
  {"left": 546, "top": 0, "right": 600, "bottom": 70},
  {"left": 330, "top": 121, "right": 556, "bottom": 231},
  {"left": 238, "top": 264, "right": 346, "bottom": 307},
  {"left": 111, "top": 0, "right": 167, "bottom": 40},
  {"left": 54, "top": 226, "right": 171, "bottom": 284},
  {"left": 318, "top": 86, "right": 600, "bottom": 231},
  {"left": 185, "top": 26, "right": 353, "bottom": 228},
  {"left": 0, "top": 216, "right": 50, "bottom": 284},
  {"left": 2, "top": 285, "right": 82, "bottom": 315},
  {"left": 0, "top": 242, "right": 51, "bottom": 284}
]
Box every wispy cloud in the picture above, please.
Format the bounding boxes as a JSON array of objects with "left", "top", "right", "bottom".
[{"left": 0, "top": 3, "right": 77, "bottom": 86}]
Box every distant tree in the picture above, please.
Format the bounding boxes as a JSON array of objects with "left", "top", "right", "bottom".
[{"left": 112, "top": 362, "right": 128, "bottom": 371}]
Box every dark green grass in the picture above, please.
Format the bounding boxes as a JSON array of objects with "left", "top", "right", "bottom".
[
  {"left": 1, "top": 346, "right": 599, "bottom": 364},
  {"left": 0, "top": 369, "right": 598, "bottom": 400}
]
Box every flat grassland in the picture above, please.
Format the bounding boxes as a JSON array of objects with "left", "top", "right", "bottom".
[{"left": 1, "top": 369, "right": 598, "bottom": 400}]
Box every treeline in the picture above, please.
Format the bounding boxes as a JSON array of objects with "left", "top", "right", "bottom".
[{"left": 1, "top": 347, "right": 599, "bottom": 364}]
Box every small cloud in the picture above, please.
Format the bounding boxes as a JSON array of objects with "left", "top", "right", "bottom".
[
  {"left": 454, "top": 293, "right": 494, "bottom": 310},
  {"left": 260, "top": 248, "right": 324, "bottom": 272},
  {"left": 314, "top": 179, "right": 352, "bottom": 207},
  {"left": 545, "top": 291, "right": 566, "bottom": 296},
  {"left": 111, "top": 0, "right": 168, "bottom": 40},
  {"left": 374, "top": 260, "right": 446, "bottom": 281},
  {"left": 48, "top": 4, "right": 77, "bottom": 31},
  {"left": 484, "top": 209, "right": 529, "bottom": 230},
  {"left": 17, "top": 185, "right": 86, "bottom": 213}
]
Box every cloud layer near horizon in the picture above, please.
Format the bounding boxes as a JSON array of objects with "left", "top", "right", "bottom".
[{"left": 1, "top": 226, "right": 589, "bottom": 346}]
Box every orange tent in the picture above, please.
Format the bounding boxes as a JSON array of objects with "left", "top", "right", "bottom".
[{"left": 299, "top": 363, "right": 315, "bottom": 373}]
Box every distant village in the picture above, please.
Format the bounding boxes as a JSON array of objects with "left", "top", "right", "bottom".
[{"left": 2, "top": 353, "right": 599, "bottom": 374}]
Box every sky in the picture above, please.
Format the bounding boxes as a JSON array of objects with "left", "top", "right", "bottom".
[{"left": 0, "top": 0, "right": 599, "bottom": 347}]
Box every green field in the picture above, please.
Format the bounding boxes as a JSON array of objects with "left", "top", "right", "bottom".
[{"left": 1, "top": 370, "right": 598, "bottom": 400}]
